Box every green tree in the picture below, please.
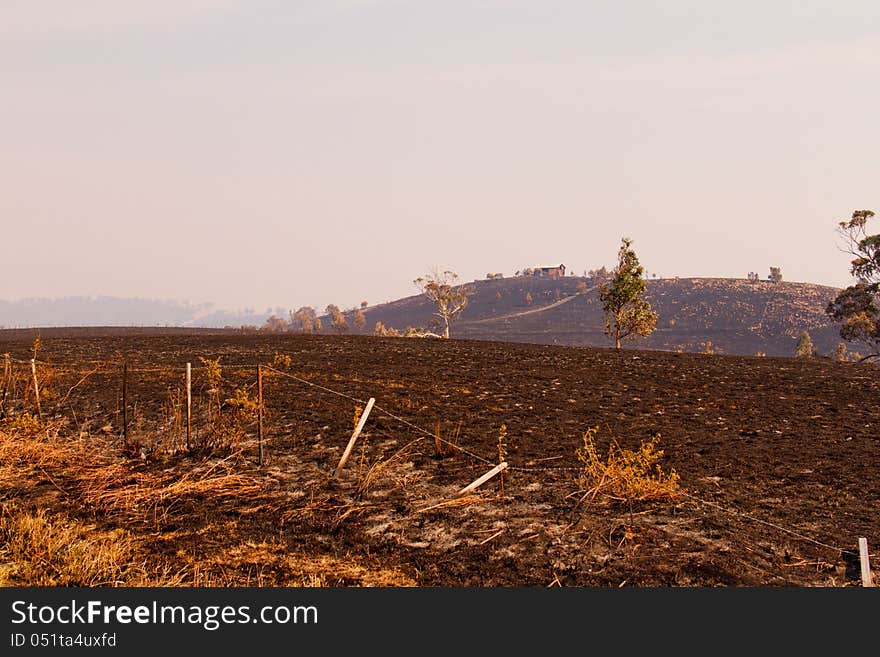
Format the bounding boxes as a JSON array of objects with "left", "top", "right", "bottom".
[
  {"left": 826, "top": 210, "right": 880, "bottom": 361},
  {"left": 599, "top": 237, "right": 658, "bottom": 351},
  {"left": 795, "top": 330, "right": 814, "bottom": 358},
  {"left": 413, "top": 269, "right": 471, "bottom": 338}
]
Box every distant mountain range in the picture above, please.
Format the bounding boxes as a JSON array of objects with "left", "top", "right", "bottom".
[
  {"left": 0, "top": 297, "right": 272, "bottom": 329},
  {"left": 0, "top": 276, "right": 851, "bottom": 358}
]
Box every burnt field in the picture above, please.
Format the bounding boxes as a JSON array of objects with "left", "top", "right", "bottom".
[{"left": 1, "top": 329, "right": 878, "bottom": 587}]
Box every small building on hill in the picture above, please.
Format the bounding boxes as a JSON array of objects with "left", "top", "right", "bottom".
[{"left": 533, "top": 264, "right": 566, "bottom": 279}]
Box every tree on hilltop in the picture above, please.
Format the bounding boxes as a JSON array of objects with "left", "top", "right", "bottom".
[
  {"left": 413, "top": 269, "right": 472, "bottom": 338},
  {"left": 599, "top": 237, "right": 658, "bottom": 351},
  {"left": 290, "top": 306, "right": 317, "bottom": 333},
  {"left": 326, "top": 304, "right": 348, "bottom": 333}
]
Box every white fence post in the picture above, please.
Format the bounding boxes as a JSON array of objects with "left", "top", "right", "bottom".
[{"left": 333, "top": 398, "right": 375, "bottom": 479}]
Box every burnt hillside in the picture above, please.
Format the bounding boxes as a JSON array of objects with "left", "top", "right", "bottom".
[{"left": 325, "top": 276, "right": 845, "bottom": 358}]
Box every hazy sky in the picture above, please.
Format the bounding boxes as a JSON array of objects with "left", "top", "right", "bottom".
[{"left": 2, "top": 1, "right": 878, "bottom": 312}]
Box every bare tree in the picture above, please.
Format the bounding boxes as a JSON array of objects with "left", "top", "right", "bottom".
[
  {"left": 354, "top": 309, "right": 366, "bottom": 331},
  {"left": 413, "top": 269, "right": 472, "bottom": 338}
]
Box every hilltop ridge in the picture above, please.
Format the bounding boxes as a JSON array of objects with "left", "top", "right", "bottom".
[{"left": 340, "top": 276, "right": 844, "bottom": 358}]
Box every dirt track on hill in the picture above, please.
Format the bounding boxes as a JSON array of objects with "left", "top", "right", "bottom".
[{"left": 1, "top": 330, "right": 877, "bottom": 586}]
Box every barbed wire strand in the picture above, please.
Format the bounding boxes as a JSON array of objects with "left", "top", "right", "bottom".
[
  {"left": 7, "top": 357, "right": 264, "bottom": 370},
  {"left": 678, "top": 490, "right": 847, "bottom": 554},
  {"left": 263, "top": 365, "right": 498, "bottom": 468}
]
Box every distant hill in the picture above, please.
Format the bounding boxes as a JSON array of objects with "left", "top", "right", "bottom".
[
  {"left": 323, "top": 276, "right": 846, "bottom": 358},
  {"left": 1, "top": 277, "right": 849, "bottom": 358}
]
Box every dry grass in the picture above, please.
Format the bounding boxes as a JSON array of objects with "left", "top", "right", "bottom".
[
  {"left": 204, "top": 540, "right": 416, "bottom": 586},
  {"left": 355, "top": 438, "right": 422, "bottom": 500},
  {"left": 433, "top": 419, "right": 461, "bottom": 458},
  {"left": 0, "top": 415, "right": 275, "bottom": 586},
  {"left": 415, "top": 494, "right": 488, "bottom": 514},
  {"left": 0, "top": 503, "right": 184, "bottom": 586},
  {"left": 575, "top": 426, "right": 682, "bottom": 505},
  {"left": 77, "top": 460, "right": 265, "bottom": 520},
  {"left": 0, "top": 415, "right": 81, "bottom": 491}
]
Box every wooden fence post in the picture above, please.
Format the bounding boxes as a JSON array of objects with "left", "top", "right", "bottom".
[
  {"left": 30, "top": 358, "right": 42, "bottom": 420},
  {"left": 457, "top": 462, "right": 509, "bottom": 497},
  {"left": 0, "top": 353, "right": 9, "bottom": 418},
  {"left": 122, "top": 361, "right": 128, "bottom": 445},
  {"left": 185, "top": 362, "right": 191, "bottom": 450},
  {"left": 859, "top": 538, "right": 874, "bottom": 587},
  {"left": 333, "top": 397, "right": 375, "bottom": 479},
  {"left": 257, "top": 364, "right": 264, "bottom": 466}
]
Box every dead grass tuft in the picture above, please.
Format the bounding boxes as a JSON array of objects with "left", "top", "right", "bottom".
[
  {"left": 78, "top": 461, "right": 264, "bottom": 519},
  {"left": 575, "top": 427, "right": 682, "bottom": 506},
  {"left": 199, "top": 540, "right": 416, "bottom": 586},
  {"left": 415, "top": 494, "right": 488, "bottom": 514},
  {"left": 433, "top": 420, "right": 461, "bottom": 459},
  {"left": 0, "top": 504, "right": 183, "bottom": 586}
]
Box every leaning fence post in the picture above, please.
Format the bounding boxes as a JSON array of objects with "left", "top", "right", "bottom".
[
  {"left": 30, "top": 358, "right": 42, "bottom": 420},
  {"left": 333, "top": 397, "right": 375, "bottom": 479},
  {"left": 457, "top": 462, "right": 509, "bottom": 497},
  {"left": 859, "top": 538, "right": 874, "bottom": 587},
  {"left": 122, "top": 361, "right": 128, "bottom": 445},
  {"left": 257, "top": 364, "right": 264, "bottom": 466},
  {"left": 185, "top": 362, "right": 192, "bottom": 450}
]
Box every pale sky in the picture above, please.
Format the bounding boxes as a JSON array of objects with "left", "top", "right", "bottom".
[{"left": 2, "top": 1, "right": 878, "bottom": 312}]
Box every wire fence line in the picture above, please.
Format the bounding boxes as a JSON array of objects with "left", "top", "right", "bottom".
[
  {"left": 263, "top": 365, "right": 500, "bottom": 469},
  {"left": 264, "top": 365, "right": 870, "bottom": 558},
  {"left": 2, "top": 355, "right": 875, "bottom": 561},
  {"left": 5, "top": 356, "right": 266, "bottom": 370},
  {"left": 677, "top": 491, "right": 848, "bottom": 554}
]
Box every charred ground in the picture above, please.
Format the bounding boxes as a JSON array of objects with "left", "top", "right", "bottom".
[{"left": 1, "top": 330, "right": 877, "bottom": 587}]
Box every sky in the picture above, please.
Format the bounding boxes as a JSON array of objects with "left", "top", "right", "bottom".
[{"left": 1, "top": 1, "right": 878, "bottom": 313}]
